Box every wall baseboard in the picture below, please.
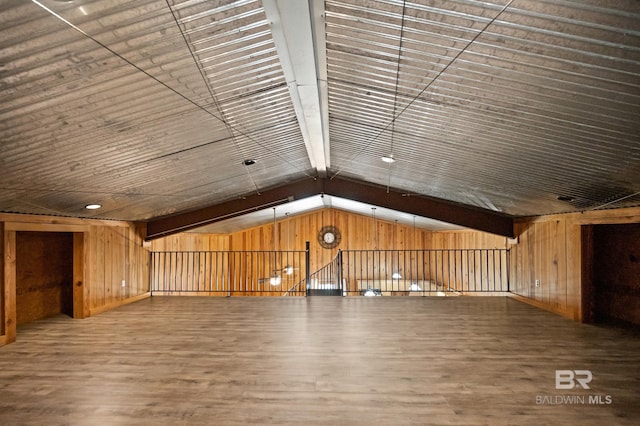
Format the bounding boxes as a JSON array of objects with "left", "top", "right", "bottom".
[
  {"left": 508, "top": 293, "right": 577, "bottom": 321},
  {"left": 89, "top": 292, "right": 151, "bottom": 317}
]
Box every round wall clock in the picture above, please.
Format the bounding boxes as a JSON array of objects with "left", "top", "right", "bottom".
[{"left": 318, "top": 225, "right": 341, "bottom": 249}]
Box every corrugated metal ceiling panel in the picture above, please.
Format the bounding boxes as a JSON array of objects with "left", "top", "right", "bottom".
[
  {"left": 1, "top": 0, "right": 638, "bottom": 227},
  {"left": 326, "top": 0, "right": 640, "bottom": 216},
  {"left": 0, "top": 0, "right": 311, "bottom": 220}
]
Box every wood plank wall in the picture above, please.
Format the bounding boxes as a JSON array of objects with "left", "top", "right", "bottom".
[
  {"left": 510, "top": 206, "right": 640, "bottom": 321},
  {"left": 0, "top": 222, "right": 5, "bottom": 340},
  {"left": 0, "top": 213, "right": 150, "bottom": 346},
  {"left": 151, "top": 206, "right": 640, "bottom": 322},
  {"left": 149, "top": 209, "right": 504, "bottom": 269},
  {"left": 149, "top": 209, "right": 508, "bottom": 294},
  {"left": 87, "top": 222, "right": 150, "bottom": 315},
  {"left": 1, "top": 203, "right": 631, "bottom": 339}
]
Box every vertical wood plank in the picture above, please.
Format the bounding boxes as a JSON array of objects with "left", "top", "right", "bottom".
[
  {"left": 4, "top": 230, "right": 16, "bottom": 344},
  {"left": 94, "top": 226, "right": 105, "bottom": 309},
  {"left": 0, "top": 222, "right": 4, "bottom": 338},
  {"left": 580, "top": 225, "right": 594, "bottom": 323},
  {"left": 73, "top": 232, "right": 86, "bottom": 319}
]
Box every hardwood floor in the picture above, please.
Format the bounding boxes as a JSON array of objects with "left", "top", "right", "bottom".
[{"left": 1, "top": 296, "right": 639, "bottom": 425}]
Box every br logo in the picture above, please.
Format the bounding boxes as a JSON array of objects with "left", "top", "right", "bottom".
[{"left": 555, "top": 370, "right": 592, "bottom": 390}]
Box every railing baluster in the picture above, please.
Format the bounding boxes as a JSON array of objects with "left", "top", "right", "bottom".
[{"left": 149, "top": 247, "right": 509, "bottom": 297}]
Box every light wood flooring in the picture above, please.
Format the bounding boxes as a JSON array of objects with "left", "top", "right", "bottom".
[{"left": 1, "top": 296, "right": 639, "bottom": 425}]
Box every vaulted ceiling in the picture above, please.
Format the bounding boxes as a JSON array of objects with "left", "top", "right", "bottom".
[{"left": 1, "top": 0, "right": 639, "bottom": 234}]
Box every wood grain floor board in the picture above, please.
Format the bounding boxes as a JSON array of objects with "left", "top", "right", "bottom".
[{"left": 1, "top": 296, "right": 639, "bottom": 425}]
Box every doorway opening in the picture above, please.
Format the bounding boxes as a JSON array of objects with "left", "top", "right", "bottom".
[
  {"left": 16, "top": 232, "right": 74, "bottom": 325},
  {"left": 582, "top": 224, "right": 640, "bottom": 328}
]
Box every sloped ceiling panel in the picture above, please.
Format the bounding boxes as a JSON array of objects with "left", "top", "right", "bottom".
[
  {"left": 325, "top": 0, "right": 640, "bottom": 216},
  {"left": 1, "top": 0, "right": 639, "bottom": 229},
  {"left": 0, "top": 0, "right": 312, "bottom": 220}
]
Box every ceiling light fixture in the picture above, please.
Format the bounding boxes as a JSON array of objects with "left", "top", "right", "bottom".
[
  {"left": 381, "top": 154, "right": 395, "bottom": 163},
  {"left": 85, "top": 204, "right": 101, "bottom": 210},
  {"left": 557, "top": 195, "right": 575, "bottom": 202},
  {"left": 269, "top": 275, "right": 282, "bottom": 286}
]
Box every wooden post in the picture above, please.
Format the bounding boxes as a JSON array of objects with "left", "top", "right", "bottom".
[
  {"left": 0, "top": 222, "right": 4, "bottom": 339},
  {"left": 73, "top": 232, "right": 87, "bottom": 319},
  {"left": 4, "top": 230, "right": 16, "bottom": 344},
  {"left": 581, "top": 225, "right": 594, "bottom": 323}
]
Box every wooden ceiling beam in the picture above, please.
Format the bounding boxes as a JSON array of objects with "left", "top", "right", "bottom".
[
  {"left": 146, "top": 177, "right": 514, "bottom": 240},
  {"left": 323, "top": 177, "right": 514, "bottom": 238},
  {"left": 146, "top": 178, "right": 324, "bottom": 240}
]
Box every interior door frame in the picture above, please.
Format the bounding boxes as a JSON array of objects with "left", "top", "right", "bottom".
[
  {"left": 2, "top": 223, "right": 89, "bottom": 345},
  {"left": 580, "top": 225, "right": 594, "bottom": 324}
]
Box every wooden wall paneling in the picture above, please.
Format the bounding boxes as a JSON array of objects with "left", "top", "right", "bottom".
[
  {"left": 509, "top": 223, "right": 524, "bottom": 297},
  {"left": 0, "top": 214, "right": 150, "bottom": 332},
  {"left": 520, "top": 222, "right": 531, "bottom": 298},
  {"left": 150, "top": 209, "right": 511, "bottom": 296},
  {"left": 546, "top": 221, "right": 560, "bottom": 308},
  {"left": 73, "top": 232, "right": 87, "bottom": 319},
  {"left": 581, "top": 225, "right": 594, "bottom": 323},
  {"left": 132, "top": 223, "right": 147, "bottom": 295},
  {"left": 4, "top": 230, "right": 16, "bottom": 344},
  {"left": 536, "top": 222, "right": 547, "bottom": 305},
  {"left": 115, "top": 227, "right": 126, "bottom": 302},
  {"left": 554, "top": 219, "right": 567, "bottom": 311},
  {"left": 533, "top": 222, "right": 544, "bottom": 300},
  {"left": 131, "top": 224, "right": 141, "bottom": 294},
  {"left": 92, "top": 226, "right": 106, "bottom": 309},
  {"left": 0, "top": 222, "right": 4, "bottom": 338},
  {"left": 566, "top": 222, "right": 582, "bottom": 321},
  {"left": 510, "top": 207, "right": 640, "bottom": 321},
  {"left": 126, "top": 227, "right": 134, "bottom": 297},
  {"left": 105, "top": 227, "right": 115, "bottom": 304},
  {"left": 528, "top": 223, "right": 538, "bottom": 300}
]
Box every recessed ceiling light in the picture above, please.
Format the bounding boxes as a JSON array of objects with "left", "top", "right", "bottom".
[
  {"left": 381, "top": 155, "right": 395, "bottom": 163},
  {"left": 243, "top": 159, "right": 256, "bottom": 166},
  {"left": 85, "top": 204, "right": 102, "bottom": 210},
  {"left": 557, "top": 196, "right": 575, "bottom": 202}
]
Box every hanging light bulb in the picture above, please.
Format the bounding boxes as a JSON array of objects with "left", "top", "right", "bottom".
[{"left": 269, "top": 275, "right": 282, "bottom": 286}]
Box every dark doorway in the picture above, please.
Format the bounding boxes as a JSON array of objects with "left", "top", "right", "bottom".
[
  {"left": 15, "top": 232, "right": 74, "bottom": 325},
  {"left": 583, "top": 224, "right": 640, "bottom": 328}
]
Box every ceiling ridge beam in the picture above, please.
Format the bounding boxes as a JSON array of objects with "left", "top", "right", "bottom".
[{"left": 263, "top": 0, "right": 330, "bottom": 176}]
